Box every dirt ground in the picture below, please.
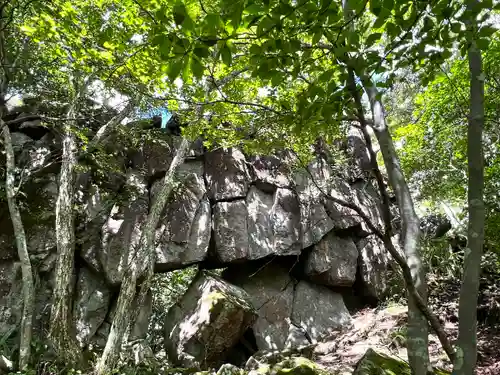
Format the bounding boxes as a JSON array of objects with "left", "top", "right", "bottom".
[{"left": 312, "top": 301, "right": 500, "bottom": 374}]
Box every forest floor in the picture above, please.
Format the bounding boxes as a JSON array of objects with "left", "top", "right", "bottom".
[{"left": 312, "top": 273, "right": 500, "bottom": 375}]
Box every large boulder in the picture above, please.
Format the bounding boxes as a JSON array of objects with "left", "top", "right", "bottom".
[
  {"left": 213, "top": 187, "right": 301, "bottom": 263},
  {"left": 164, "top": 271, "right": 258, "bottom": 369},
  {"left": 346, "top": 126, "right": 372, "bottom": 181},
  {"left": 205, "top": 148, "right": 252, "bottom": 201},
  {"left": 213, "top": 200, "right": 249, "bottom": 263},
  {"left": 154, "top": 162, "right": 211, "bottom": 271},
  {"left": 130, "top": 136, "right": 182, "bottom": 177},
  {"left": 73, "top": 268, "right": 111, "bottom": 346},
  {"left": 249, "top": 153, "right": 294, "bottom": 193},
  {"left": 247, "top": 357, "right": 330, "bottom": 375},
  {"left": 305, "top": 233, "right": 358, "bottom": 287},
  {"left": 294, "top": 160, "right": 335, "bottom": 248},
  {"left": 246, "top": 187, "right": 301, "bottom": 259},
  {"left": 356, "top": 235, "right": 390, "bottom": 300},
  {"left": 223, "top": 263, "right": 305, "bottom": 351},
  {"left": 291, "top": 281, "right": 352, "bottom": 342},
  {"left": 351, "top": 181, "right": 384, "bottom": 235},
  {"left": 99, "top": 171, "right": 149, "bottom": 285}
]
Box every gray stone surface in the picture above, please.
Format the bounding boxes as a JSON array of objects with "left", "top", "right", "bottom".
[
  {"left": 247, "top": 187, "right": 300, "bottom": 259},
  {"left": 205, "top": 148, "right": 251, "bottom": 201},
  {"left": 226, "top": 263, "right": 296, "bottom": 350},
  {"left": 249, "top": 153, "right": 293, "bottom": 192},
  {"left": 154, "top": 162, "right": 211, "bottom": 271},
  {"left": 165, "top": 271, "right": 257, "bottom": 369},
  {"left": 291, "top": 281, "right": 352, "bottom": 342},
  {"left": 99, "top": 171, "right": 149, "bottom": 285},
  {"left": 356, "top": 235, "right": 390, "bottom": 299},
  {"left": 213, "top": 200, "right": 249, "bottom": 263},
  {"left": 74, "top": 268, "right": 111, "bottom": 346},
  {"left": 305, "top": 233, "right": 358, "bottom": 287}
]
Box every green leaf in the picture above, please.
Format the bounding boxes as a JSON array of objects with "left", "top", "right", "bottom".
[
  {"left": 477, "top": 38, "right": 490, "bottom": 50},
  {"left": 173, "top": 3, "right": 186, "bottom": 26},
  {"left": 202, "top": 37, "right": 218, "bottom": 47},
  {"left": 245, "top": 4, "right": 266, "bottom": 14},
  {"left": 221, "top": 44, "right": 232, "bottom": 66},
  {"left": 373, "top": 16, "right": 386, "bottom": 29},
  {"left": 168, "top": 58, "right": 184, "bottom": 81},
  {"left": 231, "top": 4, "right": 244, "bottom": 30},
  {"left": 250, "top": 44, "right": 261, "bottom": 55},
  {"left": 194, "top": 45, "right": 210, "bottom": 58},
  {"left": 257, "top": 16, "right": 275, "bottom": 37},
  {"left": 190, "top": 55, "right": 204, "bottom": 79},
  {"left": 386, "top": 22, "right": 399, "bottom": 37},
  {"left": 451, "top": 22, "right": 461, "bottom": 33},
  {"left": 479, "top": 25, "right": 497, "bottom": 38},
  {"left": 366, "top": 33, "right": 382, "bottom": 46},
  {"left": 312, "top": 30, "right": 322, "bottom": 45},
  {"left": 370, "top": 0, "right": 382, "bottom": 15},
  {"left": 383, "top": 0, "right": 394, "bottom": 11}
]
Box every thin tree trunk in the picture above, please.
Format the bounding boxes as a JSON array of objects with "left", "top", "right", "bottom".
[
  {"left": 342, "top": 67, "right": 455, "bottom": 364},
  {"left": 361, "top": 80, "right": 431, "bottom": 375},
  {"left": 2, "top": 121, "right": 34, "bottom": 370},
  {"left": 49, "top": 99, "right": 81, "bottom": 363},
  {"left": 0, "top": 7, "right": 35, "bottom": 369},
  {"left": 95, "top": 138, "right": 191, "bottom": 375},
  {"left": 453, "top": 9, "right": 485, "bottom": 374}
]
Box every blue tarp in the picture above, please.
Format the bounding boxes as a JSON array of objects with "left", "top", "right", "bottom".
[{"left": 137, "top": 105, "right": 172, "bottom": 129}]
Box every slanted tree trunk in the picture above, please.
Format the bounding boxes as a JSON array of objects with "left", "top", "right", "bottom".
[
  {"left": 49, "top": 97, "right": 81, "bottom": 363},
  {"left": 361, "top": 79, "right": 431, "bottom": 375},
  {"left": 340, "top": 1, "right": 431, "bottom": 373},
  {"left": 95, "top": 138, "right": 190, "bottom": 375},
  {"left": 2, "top": 121, "right": 35, "bottom": 370},
  {"left": 453, "top": 6, "right": 485, "bottom": 375}
]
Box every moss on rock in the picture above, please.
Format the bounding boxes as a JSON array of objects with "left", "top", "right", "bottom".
[
  {"left": 352, "top": 348, "right": 450, "bottom": 375},
  {"left": 249, "top": 357, "right": 330, "bottom": 375}
]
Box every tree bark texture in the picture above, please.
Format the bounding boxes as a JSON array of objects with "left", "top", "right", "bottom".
[
  {"left": 2, "top": 121, "right": 35, "bottom": 370},
  {"left": 362, "top": 81, "right": 431, "bottom": 375},
  {"left": 95, "top": 138, "right": 191, "bottom": 375},
  {"left": 453, "top": 12, "right": 485, "bottom": 375},
  {"left": 49, "top": 102, "right": 81, "bottom": 363},
  {"left": 343, "top": 68, "right": 455, "bottom": 364}
]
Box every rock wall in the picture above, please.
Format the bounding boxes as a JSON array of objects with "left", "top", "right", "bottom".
[{"left": 0, "top": 123, "right": 398, "bottom": 366}]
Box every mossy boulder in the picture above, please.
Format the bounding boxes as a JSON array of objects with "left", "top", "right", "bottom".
[
  {"left": 353, "top": 348, "right": 450, "bottom": 375},
  {"left": 164, "top": 271, "right": 258, "bottom": 369}
]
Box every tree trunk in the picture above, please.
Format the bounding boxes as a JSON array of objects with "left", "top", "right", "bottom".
[
  {"left": 2, "top": 121, "right": 35, "bottom": 370},
  {"left": 453, "top": 9, "right": 485, "bottom": 375},
  {"left": 95, "top": 138, "right": 191, "bottom": 375},
  {"left": 49, "top": 101, "right": 81, "bottom": 363},
  {"left": 342, "top": 67, "right": 455, "bottom": 364},
  {"left": 361, "top": 80, "right": 431, "bottom": 375}
]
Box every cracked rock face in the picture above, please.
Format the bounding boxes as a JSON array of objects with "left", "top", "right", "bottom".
[
  {"left": 164, "top": 271, "right": 258, "bottom": 369},
  {"left": 305, "top": 233, "right": 359, "bottom": 287},
  {"left": 356, "top": 235, "right": 391, "bottom": 300},
  {"left": 0, "top": 128, "right": 392, "bottom": 359},
  {"left": 154, "top": 162, "right": 211, "bottom": 271},
  {"left": 205, "top": 148, "right": 252, "bottom": 201},
  {"left": 223, "top": 262, "right": 352, "bottom": 352}
]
